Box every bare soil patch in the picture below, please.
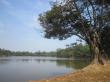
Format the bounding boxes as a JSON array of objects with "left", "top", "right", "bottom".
[{"left": 29, "top": 62, "right": 110, "bottom": 82}]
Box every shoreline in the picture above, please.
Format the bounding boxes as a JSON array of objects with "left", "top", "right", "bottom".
[{"left": 29, "top": 63, "right": 110, "bottom": 82}]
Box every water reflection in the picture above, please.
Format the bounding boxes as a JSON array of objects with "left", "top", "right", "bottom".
[
  {"left": 56, "top": 60, "right": 90, "bottom": 69},
  {"left": 0, "top": 56, "right": 90, "bottom": 69},
  {"left": 0, "top": 59, "right": 11, "bottom": 64},
  {"left": 0, "top": 56, "right": 90, "bottom": 82}
]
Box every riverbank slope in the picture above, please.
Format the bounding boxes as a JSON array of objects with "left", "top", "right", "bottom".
[{"left": 30, "top": 62, "right": 110, "bottom": 82}]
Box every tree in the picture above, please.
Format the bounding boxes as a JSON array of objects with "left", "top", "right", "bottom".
[
  {"left": 39, "top": 0, "right": 110, "bottom": 64},
  {"left": 101, "top": 25, "right": 110, "bottom": 58},
  {"left": 72, "top": 43, "right": 90, "bottom": 57}
]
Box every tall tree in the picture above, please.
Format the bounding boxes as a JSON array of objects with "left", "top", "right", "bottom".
[
  {"left": 101, "top": 25, "right": 110, "bottom": 58},
  {"left": 39, "top": 0, "right": 110, "bottom": 64}
]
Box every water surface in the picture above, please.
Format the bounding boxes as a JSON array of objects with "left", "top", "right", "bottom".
[{"left": 0, "top": 56, "right": 90, "bottom": 82}]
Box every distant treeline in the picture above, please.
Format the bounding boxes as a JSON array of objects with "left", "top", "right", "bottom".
[
  {"left": 56, "top": 43, "right": 90, "bottom": 58},
  {"left": 0, "top": 43, "right": 91, "bottom": 58}
]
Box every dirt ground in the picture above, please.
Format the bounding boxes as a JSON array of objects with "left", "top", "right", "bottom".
[{"left": 29, "top": 62, "right": 110, "bottom": 82}]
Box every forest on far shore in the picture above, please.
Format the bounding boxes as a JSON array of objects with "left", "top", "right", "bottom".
[{"left": 0, "top": 43, "right": 91, "bottom": 59}]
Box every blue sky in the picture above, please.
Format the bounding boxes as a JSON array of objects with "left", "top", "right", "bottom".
[{"left": 0, "top": 0, "right": 78, "bottom": 52}]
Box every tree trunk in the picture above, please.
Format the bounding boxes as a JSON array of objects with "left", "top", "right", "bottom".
[
  {"left": 88, "top": 32, "right": 108, "bottom": 65},
  {"left": 91, "top": 43, "right": 107, "bottom": 65}
]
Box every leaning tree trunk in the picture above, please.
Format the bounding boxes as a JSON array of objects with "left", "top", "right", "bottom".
[{"left": 88, "top": 32, "right": 108, "bottom": 65}]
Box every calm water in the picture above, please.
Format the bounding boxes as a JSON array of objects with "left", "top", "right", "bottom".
[{"left": 0, "top": 56, "right": 90, "bottom": 82}]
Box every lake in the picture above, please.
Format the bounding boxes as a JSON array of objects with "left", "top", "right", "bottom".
[{"left": 0, "top": 56, "right": 90, "bottom": 82}]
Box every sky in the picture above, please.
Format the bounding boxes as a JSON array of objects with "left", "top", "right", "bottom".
[{"left": 0, "top": 0, "right": 78, "bottom": 52}]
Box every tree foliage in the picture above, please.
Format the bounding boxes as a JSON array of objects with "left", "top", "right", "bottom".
[
  {"left": 39, "top": 0, "right": 110, "bottom": 64},
  {"left": 0, "top": 44, "right": 90, "bottom": 58},
  {"left": 56, "top": 43, "right": 90, "bottom": 58}
]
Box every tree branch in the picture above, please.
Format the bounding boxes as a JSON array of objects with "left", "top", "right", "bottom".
[
  {"left": 86, "top": 0, "right": 92, "bottom": 26},
  {"left": 88, "top": 0, "right": 97, "bottom": 28},
  {"left": 100, "top": 0, "right": 105, "bottom": 29},
  {"left": 73, "top": 0, "right": 89, "bottom": 39}
]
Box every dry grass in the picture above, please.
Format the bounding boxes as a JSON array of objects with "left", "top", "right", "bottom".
[{"left": 29, "top": 62, "right": 110, "bottom": 82}]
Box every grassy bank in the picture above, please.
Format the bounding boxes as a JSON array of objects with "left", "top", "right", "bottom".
[{"left": 29, "top": 62, "right": 110, "bottom": 82}]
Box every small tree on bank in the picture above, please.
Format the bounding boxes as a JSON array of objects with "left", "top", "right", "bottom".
[{"left": 39, "top": 0, "right": 110, "bottom": 65}]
